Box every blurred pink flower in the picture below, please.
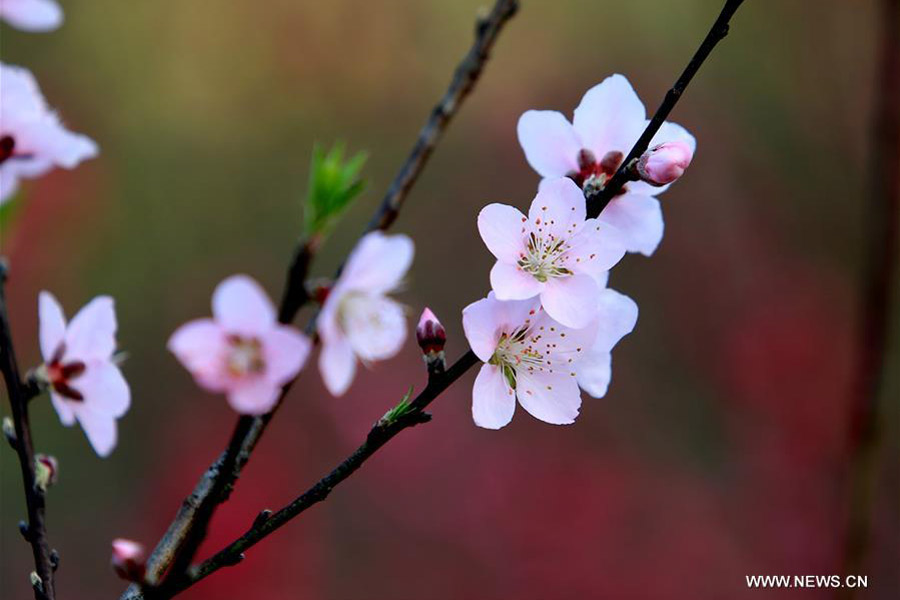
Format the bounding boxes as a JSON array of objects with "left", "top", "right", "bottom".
[
  {"left": 317, "top": 231, "right": 413, "bottom": 396},
  {"left": 576, "top": 287, "right": 638, "bottom": 398},
  {"left": 0, "top": 63, "right": 97, "bottom": 203},
  {"left": 462, "top": 292, "right": 597, "bottom": 429},
  {"left": 38, "top": 292, "right": 130, "bottom": 457},
  {"left": 168, "top": 275, "right": 311, "bottom": 415},
  {"left": 478, "top": 177, "right": 625, "bottom": 328},
  {"left": 637, "top": 141, "right": 694, "bottom": 186},
  {"left": 517, "top": 74, "right": 696, "bottom": 256},
  {"left": 0, "top": 0, "right": 62, "bottom": 32}
]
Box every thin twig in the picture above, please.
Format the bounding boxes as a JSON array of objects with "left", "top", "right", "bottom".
[
  {"left": 366, "top": 0, "right": 520, "bottom": 233},
  {"left": 165, "top": 351, "right": 479, "bottom": 594},
  {"left": 153, "top": 0, "right": 747, "bottom": 593},
  {"left": 839, "top": 0, "right": 899, "bottom": 595},
  {"left": 586, "top": 0, "right": 745, "bottom": 218},
  {"left": 0, "top": 260, "right": 57, "bottom": 600},
  {"left": 121, "top": 3, "right": 519, "bottom": 598}
]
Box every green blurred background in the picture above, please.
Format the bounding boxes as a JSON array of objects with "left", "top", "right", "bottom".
[{"left": 2, "top": 1, "right": 898, "bottom": 598}]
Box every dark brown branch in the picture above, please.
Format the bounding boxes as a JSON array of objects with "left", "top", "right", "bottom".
[
  {"left": 839, "top": 0, "right": 900, "bottom": 595},
  {"left": 121, "top": 3, "right": 519, "bottom": 598},
  {"left": 366, "top": 0, "right": 519, "bottom": 233},
  {"left": 586, "top": 0, "right": 745, "bottom": 218},
  {"left": 165, "top": 351, "right": 479, "bottom": 594},
  {"left": 148, "top": 0, "right": 747, "bottom": 591},
  {"left": 0, "top": 260, "right": 57, "bottom": 600}
]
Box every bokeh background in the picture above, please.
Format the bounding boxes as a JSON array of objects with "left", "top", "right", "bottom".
[{"left": 1, "top": 0, "right": 898, "bottom": 598}]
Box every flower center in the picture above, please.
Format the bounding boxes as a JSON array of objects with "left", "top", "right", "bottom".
[
  {"left": 517, "top": 230, "right": 573, "bottom": 282},
  {"left": 226, "top": 335, "right": 265, "bottom": 377},
  {"left": 44, "top": 343, "right": 86, "bottom": 401},
  {"left": 567, "top": 148, "right": 625, "bottom": 190},
  {"left": 0, "top": 136, "right": 15, "bottom": 165},
  {"left": 489, "top": 328, "right": 544, "bottom": 389}
]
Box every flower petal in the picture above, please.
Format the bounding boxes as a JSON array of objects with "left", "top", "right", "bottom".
[
  {"left": 490, "top": 261, "right": 542, "bottom": 301},
  {"left": 262, "top": 325, "right": 312, "bottom": 385},
  {"left": 576, "top": 351, "right": 613, "bottom": 399},
  {"left": 593, "top": 288, "right": 638, "bottom": 353},
  {"left": 565, "top": 218, "right": 627, "bottom": 277},
  {"left": 462, "top": 294, "right": 539, "bottom": 363},
  {"left": 573, "top": 74, "right": 646, "bottom": 156},
  {"left": 539, "top": 273, "right": 598, "bottom": 328},
  {"left": 597, "top": 192, "right": 664, "bottom": 256},
  {"left": 70, "top": 361, "right": 131, "bottom": 419},
  {"left": 472, "top": 364, "right": 516, "bottom": 429},
  {"left": 50, "top": 391, "right": 76, "bottom": 426},
  {"left": 342, "top": 295, "right": 407, "bottom": 362},
  {"left": 339, "top": 231, "right": 414, "bottom": 295},
  {"left": 212, "top": 275, "right": 276, "bottom": 336},
  {"left": 167, "top": 319, "right": 229, "bottom": 391},
  {"left": 319, "top": 333, "right": 357, "bottom": 397},
  {"left": 65, "top": 296, "right": 116, "bottom": 361},
  {"left": 477, "top": 203, "right": 527, "bottom": 263},
  {"left": 527, "top": 177, "right": 586, "bottom": 239},
  {"left": 226, "top": 378, "right": 281, "bottom": 416},
  {"left": 516, "top": 371, "right": 582, "bottom": 425},
  {"left": 0, "top": 0, "right": 63, "bottom": 32},
  {"left": 38, "top": 290, "right": 66, "bottom": 362},
  {"left": 75, "top": 406, "right": 117, "bottom": 457},
  {"left": 516, "top": 110, "right": 581, "bottom": 178}
]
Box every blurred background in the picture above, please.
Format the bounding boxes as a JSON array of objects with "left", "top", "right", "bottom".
[{"left": 1, "top": 0, "right": 897, "bottom": 598}]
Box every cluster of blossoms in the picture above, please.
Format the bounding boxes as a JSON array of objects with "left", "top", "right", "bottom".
[{"left": 463, "top": 74, "right": 693, "bottom": 429}]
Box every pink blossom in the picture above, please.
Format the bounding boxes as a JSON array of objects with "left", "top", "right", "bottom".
[
  {"left": 0, "top": 63, "right": 97, "bottom": 204},
  {"left": 38, "top": 292, "right": 130, "bottom": 457},
  {"left": 517, "top": 74, "right": 696, "bottom": 256},
  {"left": 168, "top": 275, "right": 312, "bottom": 415},
  {"left": 477, "top": 177, "right": 625, "bottom": 328},
  {"left": 318, "top": 231, "right": 413, "bottom": 396},
  {"left": 0, "top": 0, "right": 62, "bottom": 32},
  {"left": 462, "top": 293, "right": 597, "bottom": 429},
  {"left": 637, "top": 141, "right": 693, "bottom": 186},
  {"left": 111, "top": 538, "right": 146, "bottom": 582},
  {"left": 575, "top": 287, "right": 638, "bottom": 398}
]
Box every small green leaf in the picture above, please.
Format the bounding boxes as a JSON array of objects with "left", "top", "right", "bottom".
[
  {"left": 379, "top": 386, "right": 415, "bottom": 426},
  {"left": 303, "top": 142, "right": 368, "bottom": 238}
]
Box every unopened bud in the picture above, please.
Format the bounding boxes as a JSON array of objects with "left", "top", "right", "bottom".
[
  {"left": 34, "top": 454, "right": 58, "bottom": 492},
  {"left": 417, "top": 308, "right": 446, "bottom": 376},
  {"left": 636, "top": 141, "right": 693, "bottom": 186},
  {"left": 111, "top": 538, "right": 146, "bottom": 582},
  {"left": 3, "top": 416, "right": 16, "bottom": 447},
  {"left": 416, "top": 308, "right": 446, "bottom": 355}
]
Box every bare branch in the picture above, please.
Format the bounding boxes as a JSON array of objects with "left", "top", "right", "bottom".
[{"left": 0, "top": 260, "right": 57, "bottom": 600}]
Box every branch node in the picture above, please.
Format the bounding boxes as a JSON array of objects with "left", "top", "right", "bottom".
[
  {"left": 49, "top": 549, "right": 60, "bottom": 571},
  {"left": 3, "top": 416, "right": 17, "bottom": 448},
  {"left": 19, "top": 520, "right": 32, "bottom": 541},
  {"left": 252, "top": 509, "right": 272, "bottom": 529}
]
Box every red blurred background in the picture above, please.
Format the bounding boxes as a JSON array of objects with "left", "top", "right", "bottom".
[{"left": 1, "top": 1, "right": 897, "bottom": 598}]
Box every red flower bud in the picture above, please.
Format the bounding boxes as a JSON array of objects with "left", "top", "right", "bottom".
[
  {"left": 416, "top": 307, "right": 446, "bottom": 356},
  {"left": 111, "top": 538, "right": 146, "bottom": 582}
]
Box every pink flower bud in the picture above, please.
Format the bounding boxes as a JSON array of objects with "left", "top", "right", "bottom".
[
  {"left": 416, "top": 307, "right": 446, "bottom": 356},
  {"left": 111, "top": 538, "right": 146, "bottom": 582},
  {"left": 34, "top": 454, "right": 58, "bottom": 491},
  {"left": 636, "top": 141, "right": 693, "bottom": 186}
]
